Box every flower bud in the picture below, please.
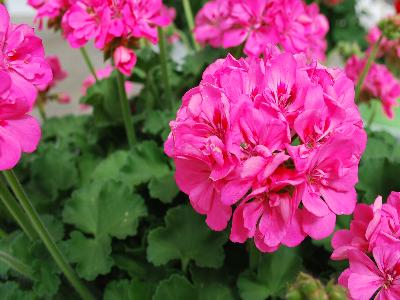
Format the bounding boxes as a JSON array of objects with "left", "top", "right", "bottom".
[
  {"left": 113, "top": 46, "right": 137, "bottom": 76},
  {"left": 378, "top": 16, "right": 400, "bottom": 40},
  {"left": 326, "top": 280, "right": 348, "bottom": 300}
]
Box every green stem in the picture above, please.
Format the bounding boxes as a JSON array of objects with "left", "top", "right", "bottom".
[
  {"left": 80, "top": 47, "right": 98, "bottom": 82},
  {"left": 367, "top": 101, "right": 378, "bottom": 129},
  {"left": 157, "top": 27, "right": 174, "bottom": 110},
  {"left": 0, "top": 250, "right": 33, "bottom": 280},
  {"left": 3, "top": 170, "right": 95, "bottom": 300},
  {"left": 248, "top": 242, "right": 260, "bottom": 272},
  {"left": 0, "top": 178, "right": 36, "bottom": 240},
  {"left": 182, "top": 0, "right": 200, "bottom": 51},
  {"left": 116, "top": 70, "right": 136, "bottom": 148},
  {"left": 355, "top": 35, "right": 383, "bottom": 101},
  {"left": 36, "top": 95, "right": 47, "bottom": 121}
]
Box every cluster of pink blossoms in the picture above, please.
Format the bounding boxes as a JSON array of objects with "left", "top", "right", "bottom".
[
  {"left": 0, "top": 5, "right": 52, "bottom": 170},
  {"left": 367, "top": 27, "right": 400, "bottom": 62},
  {"left": 28, "top": 0, "right": 173, "bottom": 75},
  {"left": 332, "top": 192, "right": 400, "bottom": 299},
  {"left": 194, "top": 0, "right": 329, "bottom": 60},
  {"left": 165, "top": 47, "right": 366, "bottom": 252},
  {"left": 345, "top": 55, "right": 400, "bottom": 119}
]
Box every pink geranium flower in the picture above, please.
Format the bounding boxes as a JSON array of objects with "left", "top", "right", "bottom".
[
  {"left": 332, "top": 192, "right": 400, "bottom": 260},
  {"left": 166, "top": 46, "right": 365, "bottom": 252},
  {"left": 194, "top": 0, "right": 328, "bottom": 60},
  {"left": 113, "top": 46, "right": 137, "bottom": 76},
  {"left": 0, "top": 4, "right": 52, "bottom": 169},
  {"left": 339, "top": 246, "right": 400, "bottom": 300},
  {"left": 39, "top": 55, "right": 68, "bottom": 91},
  {"left": 345, "top": 55, "right": 400, "bottom": 119},
  {"left": 28, "top": 0, "right": 71, "bottom": 28},
  {"left": 61, "top": 0, "right": 173, "bottom": 49}
]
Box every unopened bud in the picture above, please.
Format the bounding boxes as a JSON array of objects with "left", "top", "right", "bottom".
[
  {"left": 326, "top": 280, "right": 348, "bottom": 300},
  {"left": 379, "top": 16, "right": 400, "bottom": 40}
]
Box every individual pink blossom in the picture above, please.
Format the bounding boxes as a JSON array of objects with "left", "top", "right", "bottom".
[
  {"left": 81, "top": 65, "right": 134, "bottom": 95},
  {"left": 338, "top": 246, "right": 400, "bottom": 300},
  {"left": 166, "top": 47, "right": 365, "bottom": 252},
  {"left": 57, "top": 92, "right": 71, "bottom": 104},
  {"left": 345, "top": 55, "right": 400, "bottom": 119},
  {"left": 61, "top": 0, "right": 109, "bottom": 49},
  {"left": 38, "top": 55, "right": 68, "bottom": 91},
  {"left": 332, "top": 192, "right": 400, "bottom": 260},
  {"left": 127, "top": 0, "right": 173, "bottom": 44},
  {"left": 194, "top": 0, "right": 328, "bottom": 60},
  {"left": 0, "top": 5, "right": 52, "bottom": 108},
  {"left": 113, "top": 46, "right": 137, "bottom": 76},
  {"left": 0, "top": 4, "right": 52, "bottom": 170},
  {"left": 193, "top": 0, "right": 233, "bottom": 48}
]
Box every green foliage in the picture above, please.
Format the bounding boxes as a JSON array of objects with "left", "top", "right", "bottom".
[
  {"left": 238, "top": 247, "right": 302, "bottom": 300},
  {"left": 147, "top": 205, "right": 228, "bottom": 268},
  {"left": 80, "top": 73, "right": 123, "bottom": 126},
  {"left": 357, "top": 131, "right": 400, "bottom": 202}
]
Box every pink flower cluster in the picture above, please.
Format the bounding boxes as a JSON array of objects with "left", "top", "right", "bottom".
[
  {"left": 367, "top": 27, "right": 400, "bottom": 58},
  {"left": 345, "top": 55, "right": 400, "bottom": 119},
  {"left": 61, "top": 0, "right": 172, "bottom": 49},
  {"left": 194, "top": 0, "right": 329, "bottom": 60},
  {"left": 0, "top": 5, "right": 52, "bottom": 169},
  {"left": 27, "top": 0, "right": 71, "bottom": 29},
  {"left": 165, "top": 47, "right": 366, "bottom": 252},
  {"left": 332, "top": 192, "right": 400, "bottom": 299},
  {"left": 29, "top": 0, "right": 173, "bottom": 76}
]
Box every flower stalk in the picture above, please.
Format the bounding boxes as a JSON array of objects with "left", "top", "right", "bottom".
[
  {"left": 80, "top": 47, "right": 98, "bottom": 82},
  {"left": 2, "top": 170, "right": 95, "bottom": 300},
  {"left": 355, "top": 35, "right": 383, "bottom": 101},
  {"left": 36, "top": 94, "right": 47, "bottom": 121},
  {"left": 157, "top": 27, "right": 174, "bottom": 110},
  {"left": 0, "top": 178, "right": 36, "bottom": 240},
  {"left": 116, "top": 70, "right": 137, "bottom": 148},
  {"left": 182, "top": 0, "right": 200, "bottom": 51}
]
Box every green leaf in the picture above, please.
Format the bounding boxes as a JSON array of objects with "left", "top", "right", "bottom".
[
  {"left": 62, "top": 231, "right": 113, "bottom": 281},
  {"left": 197, "top": 283, "right": 234, "bottom": 300},
  {"left": 8, "top": 233, "right": 61, "bottom": 298},
  {"left": 237, "top": 247, "right": 302, "bottom": 300},
  {"left": 29, "top": 144, "right": 78, "bottom": 202},
  {"left": 103, "top": 279, "right": 155, "bottom": 300},
  {"left": 142, "top": 110, "right": 174, "bottom": 136},
  {"left": 63, "top": 180, "right": 147, "bottom": 239},
  {"left": 41, "top": 214, "right": 65, "bottom": 242},
  {"left": 91, "top": 151, "right": 130, "bottom": 183},
  {"left": 357, "top": 157, "right": 400, "bottom": 203},
  {"left": 147, "top": 205, "right": 227, "bottom": 268},
  {"left": 80, "top": 73, "right": 123, "bottom": 126},
  {"left": 121, "top": 141, "right": 170, "bottom": 186},
  {"left": 31, "top": 257, "right": 61, "bottom": 298},
  {"left": 153, "top": 274, "right": 198, "bottom": 300},
  {"left": 148, "top": 173, "right": 179, "bottom": 204},
  {"left": 0, "top": 282, "right": 33, "bottom": 300}
]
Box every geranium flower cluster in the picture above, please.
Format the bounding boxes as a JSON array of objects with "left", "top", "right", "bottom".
[
  {"left": 165, "top": 47, "right": 366, "bottom": 252},
  {"left": 345, "top": 55, "right": 400, "bottom": 119},
  {"left": 28, "top": 0, "right": 173, "bottom": 75},
  {"left": 0, "top": 5, "right": 52, "bottom": 169},
  {"left": 332, "top": 192, "right": 400, "bottom": 299},
  {"left": 194, "top": 0, "right": 329, "bottom": 60}
]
